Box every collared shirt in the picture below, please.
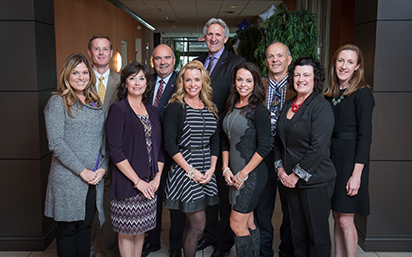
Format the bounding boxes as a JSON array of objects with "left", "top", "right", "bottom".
[
  {"left": 266, "top": 75, "right": 288, "bottom": 111},
  {"left": 152, "top": 72, "right": 173, "bottom": 105},
  {"left": 93, "top": 68, "right": 110, "bottom": 91},
  {"left": 204, "top": 47, "right": 225, "bottom": 75}
]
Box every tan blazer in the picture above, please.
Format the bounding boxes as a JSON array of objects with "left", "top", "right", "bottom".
[{"left": 262, "top": 77, "right": 296, "bottom": 103}]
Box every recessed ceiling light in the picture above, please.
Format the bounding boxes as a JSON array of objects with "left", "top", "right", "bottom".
[{"left": 230, "top": 5, "right": 236, "bottom": 8}]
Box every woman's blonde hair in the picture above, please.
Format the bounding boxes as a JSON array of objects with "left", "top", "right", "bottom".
[
  {"left": 169, "top": 60, "right": 218, "bottom": 118},
  {"left": 325, "top": 44, "right": 371, "bottom": 98},
  {"left": 55, "top": 53, "right": 100, "bottom": 118}
]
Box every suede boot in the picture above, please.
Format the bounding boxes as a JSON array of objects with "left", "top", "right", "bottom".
[
  {"left": 249, "top": 227, "right": 260, "bottom": 257},
  {"left": 235, "top": 235, "right": 253, "bottom": 257}
]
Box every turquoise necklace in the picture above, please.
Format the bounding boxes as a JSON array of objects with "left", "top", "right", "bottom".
[{"left": 332, "top": 95, "right": 344, "bottom": 106}]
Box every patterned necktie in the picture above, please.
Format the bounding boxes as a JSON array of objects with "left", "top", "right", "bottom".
[
  {"left": 206, "top": 56, "right": 215, "bottom": 74},
  {"left": 98, "top": 76, "right": 106, "bottom": 104},
  {"left": 269, "top": 82, "right": 282, "bottom": 148},
  {"left": 154, "top": 80, "right": 164, "bottom": 107}
]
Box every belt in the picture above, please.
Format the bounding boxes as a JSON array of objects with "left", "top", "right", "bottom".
[
  {"left": 179, "top": 143, "right": 210, "bottom": 151},
  {"left": 332, "top": 132, "right": 357, "bottom": 140}
]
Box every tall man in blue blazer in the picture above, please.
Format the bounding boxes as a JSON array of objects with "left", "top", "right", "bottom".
[
  {"left": 142, "top": 44, "right": 184, "bottom": 257},
  {"left": 88, "top": 34, "right": 120, "bottom": 257},
  {"left": 195, "top": 18, "right": 246, "bottom": 257}
]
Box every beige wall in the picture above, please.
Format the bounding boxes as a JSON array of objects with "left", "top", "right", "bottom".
[{"left": 54, "top": 0, "right": 153, "bottom": 74}]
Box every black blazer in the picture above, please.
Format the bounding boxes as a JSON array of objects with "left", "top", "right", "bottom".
[
  {"left": 150, "top": 71, "right": 178, "bottom": 121},
  {"left": 274, "top": 93, "right": 336, "bottom": 188},
  {"left": 196, "top": 49, "right": 246, "bottom": 114}
]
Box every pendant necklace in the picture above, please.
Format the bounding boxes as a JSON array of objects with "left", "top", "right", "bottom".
[{"left": 227, "top": 110, "right": 240, "bottom": 140}]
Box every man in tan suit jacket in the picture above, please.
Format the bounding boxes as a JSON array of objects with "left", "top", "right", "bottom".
[
  {"left": 255, "top": 42, "right": 295, "bottom": 257},
  {"left": 88, "top": 34, "right": 120, "bottom": 257}
]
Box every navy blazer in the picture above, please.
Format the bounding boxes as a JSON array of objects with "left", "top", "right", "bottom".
[
  {"left": 274, "top": 93, "right": 336, "bottom": 187},
  {"left": 150, "top": 71, "right": 178, "bottom": 121},
  {"left": 196, "top": 49, "right": 246, "bottom": 114},
  {"left": 106, "top": 98, "right": 165, "bottom": 199}
]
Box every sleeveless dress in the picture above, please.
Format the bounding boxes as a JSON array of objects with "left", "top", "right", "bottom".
[{"left": 165, "top": 104, "right": 219, "bottom": 213}]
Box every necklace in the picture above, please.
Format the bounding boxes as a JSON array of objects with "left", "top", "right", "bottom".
[
  {"left": 332, "top": 95, "right": 344, "bottom": 106},
  {"left": 226, "top": 110, "right": 240, "bottom": 140},
  {"left": 137, "top": 115, "right": 152, "bottom": 138},
  {"left": 290, "top": 98, "right": 304, "bottom": 113},
  {"left": 185, "top": 98, "right": 203, "bottom": 109}
]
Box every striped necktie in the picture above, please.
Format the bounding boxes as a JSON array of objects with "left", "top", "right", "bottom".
[
  {"left": 154, "top": 80, "right": 164, "bottom": 107},
  {"left": 206, "top": 56, "right": 215, "bottom": 74}
]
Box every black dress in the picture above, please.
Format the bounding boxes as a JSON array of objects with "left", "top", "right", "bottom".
[{"left": 326, "top": 87, "right": 375, "bottom": 216}]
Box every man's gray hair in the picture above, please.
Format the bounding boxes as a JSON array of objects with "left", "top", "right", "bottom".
[{"left": 203, "top": 18, "right": 229, "bottom": 38}]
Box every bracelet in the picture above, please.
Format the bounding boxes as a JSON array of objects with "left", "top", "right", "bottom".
[
  {"left": 186, "top": 164, "right": 195, "bottom": 180},
  {"left": 134, "top": 177, "right": 141, "bottom": 188},
  {"left": 222, "top": 167, "right": 230, "bottom": 176},
  {"left": 236, "top": 172, "right": 248, "bottom": 182}
]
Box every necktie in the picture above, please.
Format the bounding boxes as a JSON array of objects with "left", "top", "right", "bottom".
[
  {"left": 206, "top": 56, "right": 215, "bottom": 73},
  {"left": 269, "top": 82, "right": 282, "bottom": 148},
  {"left": 154, "top": 80, "right": 164, "bottom": 107},
  {"left": 98, "top": 76, "right": 106, "bottom": 104}
]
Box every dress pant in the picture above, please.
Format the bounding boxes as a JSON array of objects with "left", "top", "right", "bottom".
[
  {"left": 146, "top": 157, "right": 185, "bottom": 250},
  {"left": 57, "top": 185, "right": 97, "bottom": 257},
  {"left": 254, "top": 150, "right": 294, "bottom": 257},
  {"left": 286, "top": 182, "right": 334, "bottom": 257},
  {"left": 90, "top": 171, "right": 119, "bottom": 257},
  {"left": 203, "top": 159, "right": 234, "bottom": 252}
]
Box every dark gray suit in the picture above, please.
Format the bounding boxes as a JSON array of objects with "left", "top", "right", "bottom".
[
  {"left": 196, "top": 49, "right": 246, "bottom": 252},
  {"left": 145, "top": 71, "right": 185, "bottom": 251}
]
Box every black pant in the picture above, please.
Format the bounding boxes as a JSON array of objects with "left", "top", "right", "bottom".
[
  {"left": 287, "top": 182, "right": 334, "bottom": 257},
  {"left": 202, "top": 159, "right": 234, "bottom": 251},
  {"left": 56, "top": 185, "right": 97, "bottom": 257},
  {"left": 146, "top": 158, "right": 185, "bottom": 250},
  {"left": 254, "top": 151, "right": 294, "bottom": 257}
]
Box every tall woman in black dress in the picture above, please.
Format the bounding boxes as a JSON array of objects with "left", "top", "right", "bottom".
[
  {"left": 163, "top": 60, "right": 219, "bottom": 257},
  {"left": 325, "top": 44, "right": 375, "bottom": 257},
  {"left": 222, "top": 62, "right": 270, "bottom": 257},
  {"left": 275, "top": 58, "right": 336, "bottom": 257}
]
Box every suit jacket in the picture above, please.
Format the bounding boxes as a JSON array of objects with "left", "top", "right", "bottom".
[
  {"left": 274, "top": 93, "right": 336, "bottom": 188},
  {"left": 150, "top": 71, "right": 178, "bottom": 121},
  {"left": 262, "top": 77, "right": 296, "bottom": 103},
  {"left": 101, "top": 69, "right": 120, "bottom": 116},
  {"left": 196, "top": 49, "right": 246, "bottom": 114}
]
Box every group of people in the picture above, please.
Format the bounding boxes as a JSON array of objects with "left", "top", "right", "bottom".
[{"left": 43, "top": 17, "right": 374, "bottom": 257}]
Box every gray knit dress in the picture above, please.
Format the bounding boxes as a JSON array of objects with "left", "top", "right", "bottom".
[{"left": 44, "top": 94, "right": 108, "bottom": 224}]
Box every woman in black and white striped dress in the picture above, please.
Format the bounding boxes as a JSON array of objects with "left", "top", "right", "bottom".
[{"left": 164, "top": 60, "right": 219, "bottom": 257}]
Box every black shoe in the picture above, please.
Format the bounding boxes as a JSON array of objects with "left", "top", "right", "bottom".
[
  {"left": 197, "top": 239, "right": 213, "bottom": 251},
  {"left": 141, "top": 242, "right": 161, "bottom": 257},
  {"left": 210, "top": 249, "right": 231, "bottom": 257},
  {"left": 169, "top": 249, "right": 182, "bottom": 257}
]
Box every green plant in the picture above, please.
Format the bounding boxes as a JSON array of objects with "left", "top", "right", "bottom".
[
  {"left": 173, "top": 49, "right": 181, "bottom": 70},
  {"left": 255, "top": 3, "right": 318, "bottom": 77},
  {"left": 225, "top": 35, "right": 238, "bottom": 54},
  {"left": 237, "top": 25, "right": 263, "bottom": 68}
]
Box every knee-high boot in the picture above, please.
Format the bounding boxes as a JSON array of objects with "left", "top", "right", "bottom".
[
  {"left": 235, "top": 235, "right": 253, "bottom": 257},
  {"left": 249, "top": 227, "right": 260, "bottom": 257}
]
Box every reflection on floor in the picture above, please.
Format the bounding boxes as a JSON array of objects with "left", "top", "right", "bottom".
[{"left": 1, "top": 195, "right": 411, "bottom": 257}]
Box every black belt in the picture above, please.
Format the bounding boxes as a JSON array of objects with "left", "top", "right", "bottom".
[
  {"left": 332, "top": 132, "right": 356, "bottom": 140},
  {"left": 179, "top": 143, "right": 210, "bottom": 151}
]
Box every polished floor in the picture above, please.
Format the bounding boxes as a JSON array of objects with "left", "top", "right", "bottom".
[{"left": 1, "top": 195, "right": 411, "bottom": 257}]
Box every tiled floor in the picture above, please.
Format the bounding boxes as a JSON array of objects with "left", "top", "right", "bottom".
[{"left": 1, "top": 195, "right": 411, "bottom": 257}]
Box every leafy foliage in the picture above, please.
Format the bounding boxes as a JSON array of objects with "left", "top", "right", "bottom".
[
  {"left": 237, "top": 25, "right": 263, "bottom": 68},
  {"left": 255, "top": 3, "right": 318, "bottom": 77},
  {"left": 225, "top": 35, "right": 238, "bottom": 54}
]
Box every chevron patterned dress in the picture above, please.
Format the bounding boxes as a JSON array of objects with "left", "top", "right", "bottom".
[
  {"left": 165, "top": 105, "right": 219, "bottom": 213},
  {"left": 111, "top": 114, "right": 157, "bottom": 235}
]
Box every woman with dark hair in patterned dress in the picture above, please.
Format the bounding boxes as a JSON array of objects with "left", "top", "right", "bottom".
[{"left": 106, "top": 62, "right": 164, "bottom": 257}]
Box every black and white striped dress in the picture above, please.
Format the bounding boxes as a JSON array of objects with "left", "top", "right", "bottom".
[{"left": 165, "top": 104, "right": 219, "bottom": 213}]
